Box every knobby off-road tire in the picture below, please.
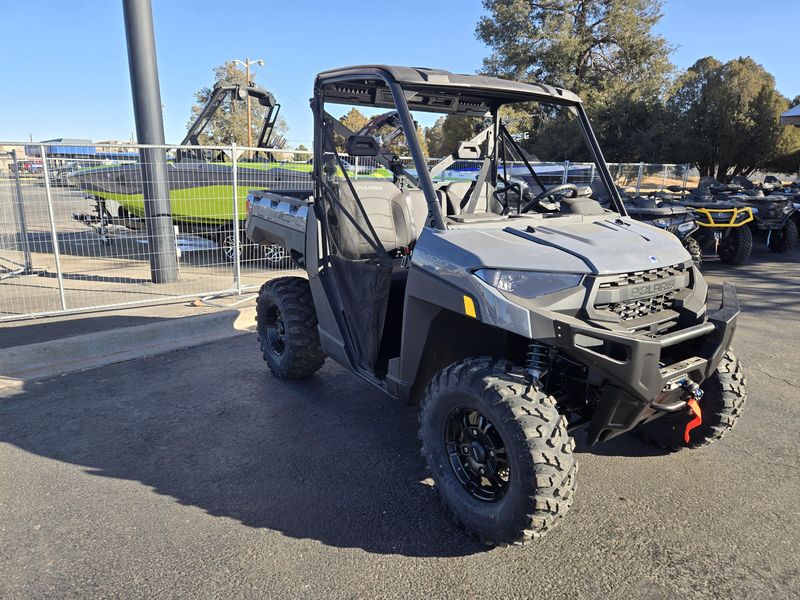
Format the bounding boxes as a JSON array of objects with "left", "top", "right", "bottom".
[
  {"left": 683, "top": 236, "right": 702, "bottom": 268},
  {"left": 256, "top": 277, "right": 325, "bottom": 378},
  {"left": 768, "top": 219, "right": 798, "bottom": 253},
  {"left": 718, "top": 226, "right": 753, "bottom": 265},
  {"left": 419, "top": 358, "right": 577, "bottom": 545},
  {"left": 637, "top": 351, "right": 746, "bottom": 451}
]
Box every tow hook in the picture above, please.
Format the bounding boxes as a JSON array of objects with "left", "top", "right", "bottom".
[{"left": 680, "top": 379, "right": 704, "bottom": 443}]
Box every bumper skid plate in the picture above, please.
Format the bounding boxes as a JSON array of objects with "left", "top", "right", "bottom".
[{"left": 552, "top": 283, "right": 739, "bottom": 444}]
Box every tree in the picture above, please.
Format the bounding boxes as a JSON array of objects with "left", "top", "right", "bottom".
[
  {"left": 293, "top": 144, "right": 309, "bottom": 162},
  {"left": 765, "top": 94, "right": 800, "bottom": 176},
  {"left": 425, "top": 115, "right": 482, "bottom": 158},
  {"left": 187, "top": 61, "right": 288, "bottom": 147},
  {"left": 476, "top": 0, "right": 673, "bottom": 161},
  {"left": 667, "top": 57, "right": 800, "bottom": 180},
  {"left": 335, "top": 107, "right": 369, "bottom": 148},
  {"left": 339, "top": 107, "right": 369, "bottom": 134},
  {"left": 477, "top": 0, "right": 672, "bottom": 95}
]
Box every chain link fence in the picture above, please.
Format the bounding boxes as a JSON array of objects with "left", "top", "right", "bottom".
[{"left": 0, "top": 139, "right": 732, "bottom": 322}]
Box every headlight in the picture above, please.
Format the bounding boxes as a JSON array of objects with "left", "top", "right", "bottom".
[
  {"left": 677, "top": 221, "right": 696, "bottom": 234},
  {"left": 654, "top": 218, "right": 668, "bottom": 228},
  {"left": 782, "top": 205, "right": 794, "bottom": 214},
  {"left": 474, "top": 269, "right": 583, "bottom": 299}
]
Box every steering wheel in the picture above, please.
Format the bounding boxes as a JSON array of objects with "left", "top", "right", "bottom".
[
  {"left": 493, "top": 175, "right": 525, "bottom": 215},
  {"left": 520, "top": 183, "right": 579, "bottom": 214}
]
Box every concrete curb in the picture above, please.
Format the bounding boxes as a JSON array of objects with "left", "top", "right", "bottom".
[{"left": 0, "top": 307, "right": 256, "bottom": 390}]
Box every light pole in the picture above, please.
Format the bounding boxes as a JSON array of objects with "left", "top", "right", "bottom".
[
  {"left": 122, "top": 0, "right": 178, "bottom": 283},
  {"left": 233, "top": 58, "right": 264, "bottom": 152}
]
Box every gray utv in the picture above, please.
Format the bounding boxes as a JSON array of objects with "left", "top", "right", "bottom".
[{"left": 245, "top": 65, "right": 746, "bottom": 545}]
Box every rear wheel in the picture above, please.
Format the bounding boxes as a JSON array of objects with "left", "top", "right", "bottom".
[
  {"left": 419, "top": 358, "right": 577, "bottom": 545},
  {"left": 718, "top": 226, "right": 753, "bottom": 265},
  {"left": 637, "top": 351, "right": 746, "bottom": 451},
  {"left": 256, "top": 277, "right": 325, "bottom": 378},
  {"left": 682, "top": 236, "right": 702, "bottom": 267},
  {"left": 768, "top": 220, "right": 798, "bottom": 253}
]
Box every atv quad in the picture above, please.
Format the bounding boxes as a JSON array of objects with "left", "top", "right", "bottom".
[
  {"left": 664, "top": 184, "right": 755, "bottom": 265},
  {"left": 245, "top": 65, "right": 746, "bottom": 545},
  {"left": 614, "top": 192, "right": 702, "bottom": 266},
  {"left": 730, "top": 176, "right": 798, "bottom": 253}
]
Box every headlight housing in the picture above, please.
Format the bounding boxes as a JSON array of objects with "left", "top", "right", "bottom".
[
  {"left": 474, "top": 269, "right": 583, "bottom": 299},
  {"left": 677, "top": 221, "right": 696, "bottom": 234}
]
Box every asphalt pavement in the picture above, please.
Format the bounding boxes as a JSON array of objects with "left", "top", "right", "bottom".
[{"left": 1, "top": 245, "right": 799, "bottom": 599}]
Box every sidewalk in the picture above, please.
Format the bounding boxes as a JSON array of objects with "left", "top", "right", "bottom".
[{"left": 0, "top": 292, "right": 261, "bottom": 389}]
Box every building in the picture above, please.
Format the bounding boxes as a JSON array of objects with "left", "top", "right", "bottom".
[{"left": 0, "top": 144, "right": 31, "bottom": 175}]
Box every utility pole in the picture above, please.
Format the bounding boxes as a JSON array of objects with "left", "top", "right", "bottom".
[
  {"left": 122, "top": 0, "right": 178, "bottom": 283},
  {"left": 233, "top": 58, "right": 264, "bottom": 153}
]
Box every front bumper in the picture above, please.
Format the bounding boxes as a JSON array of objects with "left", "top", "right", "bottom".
[{"left": 549, "top": 283, "right": 739, "bottom": 444}]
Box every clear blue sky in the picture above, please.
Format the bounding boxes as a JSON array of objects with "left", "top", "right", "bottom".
[{"left": 0, "top": 0, "right": 797, "bottom": 145}]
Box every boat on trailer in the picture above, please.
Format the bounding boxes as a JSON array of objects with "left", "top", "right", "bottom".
[{"left": 69, "top": 82, "right": 311, "bottom": 261}]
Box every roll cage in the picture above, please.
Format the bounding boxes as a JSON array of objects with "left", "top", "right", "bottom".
[{"left": 311, "top": 65, "right": 627, "bottom": 231}]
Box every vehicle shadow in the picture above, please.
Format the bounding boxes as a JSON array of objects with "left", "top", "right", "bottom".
[
  {"left": 572, "top": 426, "right": 669, "bottom": 458},
  {"left": 0, "top": 349, "right": 487, "bottom": 558}
]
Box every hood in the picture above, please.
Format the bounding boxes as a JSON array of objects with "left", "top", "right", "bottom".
[{"left": 415, "top": 217, "right": 690, "bottom": 277}]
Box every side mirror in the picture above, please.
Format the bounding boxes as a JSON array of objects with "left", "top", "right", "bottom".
[{"left": 345, "top": 135, "right": 380, "bottom": 157}]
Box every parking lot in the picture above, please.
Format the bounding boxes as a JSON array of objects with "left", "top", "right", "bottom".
[{"left": 1, "top": 246, "right": 799, "bottom": 599}]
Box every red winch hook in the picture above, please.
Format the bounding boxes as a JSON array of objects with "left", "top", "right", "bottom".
[{"left": 681, "top": 379, "right": 704, "bottom": 444}]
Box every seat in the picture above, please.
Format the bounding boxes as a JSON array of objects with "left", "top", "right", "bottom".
[
  {"left": 331, "top": 180, "right": 415, "bottom": 259},
  {"left": 438, "top": 181, "right": 498, "bottom": 215},
  {"left": 403, "top": 190, "right": 430, "bottom": 235}
]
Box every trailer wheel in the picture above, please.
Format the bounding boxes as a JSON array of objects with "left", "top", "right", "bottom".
[
  {"left": 683, "top": 236, "right": 702, "bottom": 268},
  {"left": 256, "top": 277, "right": 325, "bottom": 378},
  {"left": 637, "top": 351, "right": 746, "bottom": 451},
  {"left": 419, "top": 358, "right": 577, "bottom": 545},
  {"left": 718, "top": 226, "right": 753, "bottom": 265},
  {"left": 768, "top": 220, "right": 798, "bottom": 253}
]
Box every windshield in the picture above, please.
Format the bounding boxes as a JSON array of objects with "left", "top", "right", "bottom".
[{"left": 320, "top": 85, "right": 620, "bottom": 225}]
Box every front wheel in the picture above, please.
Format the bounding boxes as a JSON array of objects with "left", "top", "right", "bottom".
[
  {"left": 768, "top": 219, "right": 798, "bottom": 253},
  {"left": 419, "top": 358, "right": 577, "bottom": 545},
  {"left": 637, "top": 351, "right": 746, "bottom": 451},
  {"left": 718, "top": 226, "right": 753, "bottom": 265}
]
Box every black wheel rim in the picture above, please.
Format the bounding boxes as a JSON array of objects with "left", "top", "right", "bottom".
[
  {"left": 265, "top": 303, "right": 286, "bottom": 356},
  {"left": 444, "top": 407, "right": 509, "bottom": 502}
]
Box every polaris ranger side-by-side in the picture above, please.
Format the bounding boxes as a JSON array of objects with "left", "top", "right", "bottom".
[{"left": 245, "top": 66, "right": 747, "bottom": 545}]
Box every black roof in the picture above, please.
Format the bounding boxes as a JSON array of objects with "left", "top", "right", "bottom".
[{"left": 315, "top": 65, "right": 581, "bottom": 114}]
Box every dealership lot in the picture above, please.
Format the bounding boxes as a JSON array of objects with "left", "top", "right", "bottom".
[{"left": 1, "top": 246, "right": 799, "bottom": 599}]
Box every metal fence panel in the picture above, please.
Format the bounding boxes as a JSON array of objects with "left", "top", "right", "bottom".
[
  {"left": 0, "top": 139, "right": 787, "bottom": 322},
  {"left": 0, "top": 142, "right": 308, "bottom": 321}
]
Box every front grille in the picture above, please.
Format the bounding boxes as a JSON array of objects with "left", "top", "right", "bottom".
[
  {"left": 593, "top": 264, "right": 689, "bottom": 322},
  {"left": 601, "top": 291, "right": 678, "bottom": 320}
]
